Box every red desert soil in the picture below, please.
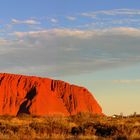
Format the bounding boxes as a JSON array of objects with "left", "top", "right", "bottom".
[{"left": 0, "top": 73, "right": 103, "bottom": 116}]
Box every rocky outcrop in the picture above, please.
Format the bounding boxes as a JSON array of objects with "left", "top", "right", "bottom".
[{"left": 0, "top": 73, "right": 103, "bottom": 116}]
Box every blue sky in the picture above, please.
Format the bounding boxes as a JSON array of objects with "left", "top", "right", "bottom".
[{"left": 0, "top": 0, "right": 140, "bottom": 115}]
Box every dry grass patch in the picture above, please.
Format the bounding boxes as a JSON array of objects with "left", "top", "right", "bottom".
[{"left": 0, "top": 113, "right": 139, "bottom": 139}]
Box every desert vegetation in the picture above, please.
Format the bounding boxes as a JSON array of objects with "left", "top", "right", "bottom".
[{"left": 0, "top": 113, "right": 139, "bottom": 139}]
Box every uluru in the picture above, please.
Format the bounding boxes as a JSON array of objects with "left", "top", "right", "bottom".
[{"left": 0, "top": 73, "right": 103, "bottom": 116}]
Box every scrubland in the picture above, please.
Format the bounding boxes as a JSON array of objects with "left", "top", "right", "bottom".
[{"left": 0, "top": 113, "right": 139, "bottom": 139}]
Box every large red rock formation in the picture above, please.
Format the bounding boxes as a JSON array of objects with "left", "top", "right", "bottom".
[{"left": 0, "top": 73, "right": 103, "bottom": 116}]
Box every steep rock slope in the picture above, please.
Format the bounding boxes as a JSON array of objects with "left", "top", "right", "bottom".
[{"left": 0, "top": 73, "right": 103, "bottom": 116}]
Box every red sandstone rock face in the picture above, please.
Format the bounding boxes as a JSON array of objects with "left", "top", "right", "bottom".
[{"left": 0, "top": 73, "right": 103, "bottom": 116}]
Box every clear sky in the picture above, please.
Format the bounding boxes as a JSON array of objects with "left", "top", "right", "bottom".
[{"left": 0, "top": 0, "right": 140, "bottom": 115}]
